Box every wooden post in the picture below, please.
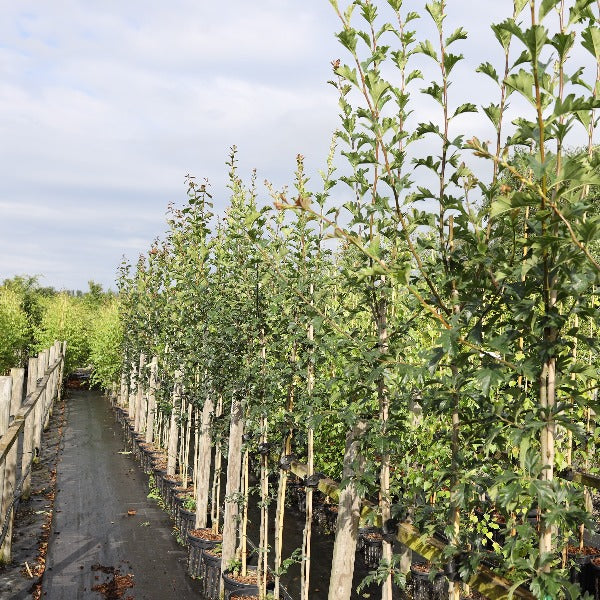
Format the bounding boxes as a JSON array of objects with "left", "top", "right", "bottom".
[
  {"left": 1, "top": 372, "right": 21, "bottom": 563},
  {"left": 9, "top": 369, "right": 24, "bottom": 419},
  {"left": 58, "top": 341, "right": 66, "bottom": 401},
  {"left": 44, "top": 345, "right": 56, "bottom": 427},
  {"left": 194, "top": 395, "right": 214, "bottom": 528},
  {"left": 0, "top": 377, "right": 12, "bottom": 564},
  {"left": 145, "top": 357, "right": 158, "bottom": 444},
  {"left": 21, "top": 357, "right": 38, "bottom": 500},
  {"left": 327, "top": 420, "right": 367, "bottom": 600},
  {"left": 220, "top": 395, "right": 244, "bottom": 588}
]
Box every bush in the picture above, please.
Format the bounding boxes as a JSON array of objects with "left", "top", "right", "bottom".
[
  {"left": 89, "top": 298, "right": 123, "bottom": 390},
  {"left": 35, "top": 293, "right": 90, "bottom": 374},
  {"left": 0, "top": 287, "right": 30, "bottom": 374}
]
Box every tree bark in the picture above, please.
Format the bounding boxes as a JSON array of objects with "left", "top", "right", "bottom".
[{"left": 327, "top": 419, "right": 367, "bottom": 600}]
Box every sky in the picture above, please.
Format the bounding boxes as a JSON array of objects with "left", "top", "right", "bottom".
[{"left": 0, "top": 1, "right": 593, "bottom": 292}]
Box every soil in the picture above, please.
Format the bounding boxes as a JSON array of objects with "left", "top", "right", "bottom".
[
  {"left": 227, "top": 570, "right": 273, "bottom": 585},
  {"left": 411, "top": 562, "right": 431, "bottom": 573},
  {"left": 189, "top": 528, "right": 222, "bottom": 541},
  {"left": 567, "top": 544, "right": 600, "bottom": 556}
]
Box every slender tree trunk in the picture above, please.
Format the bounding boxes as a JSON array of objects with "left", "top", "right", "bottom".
[
  {"left": 221, "top": 395, "right": 244, "bottom": 587},
  {"left": 167, "top": 379, "right": 181, "bottom": 477},
  {"left": 195, "top": 395, "right": 214, "bottom": 528},
  {"left": 328, "top": 420, "right": 368, "bottom": 600},
  {"left": 134, "top": 353, "right": 146, "bottom": 433},
  {"left": 145, "top": 357, "right": 158, "bottom": 444},
  {"left": 211, "top": 395, "right": 224, "bottom": 533}
]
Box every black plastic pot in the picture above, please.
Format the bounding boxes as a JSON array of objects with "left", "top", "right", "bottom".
[
  {"left": 571, "top": 553, "right": 600, "bottom": 599},
  {"left": 201, "top": 550, "right": 222, "bottom": 600},
  {"left": 410, "top": 564, "right": 448, "bottom": 600},
  {"left": 222, "top": 566, "right": 260, "bottom": 595},
  {"left": 187, "top": 530, "right": 222, "bottom": 578}
]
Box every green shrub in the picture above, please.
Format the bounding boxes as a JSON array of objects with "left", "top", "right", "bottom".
[
  {"left": 0, "top": 287, "right": 30, "bottom": 373},
  {"left": 89, "top": 298, "right": 123, "bottom": 390},
  {"left": 35, "top": 293, "right": 90, "bottom": 374}
]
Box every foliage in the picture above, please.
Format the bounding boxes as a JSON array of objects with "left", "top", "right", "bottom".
[
  {"left": 0, "top": 286, "right": 30, "bottom": 374},
  {"left": 114, "top": 1, "right": 600, "bottom": 598},
  {"left": 89, "top": 297, "right": 123, "bottom": 389}
]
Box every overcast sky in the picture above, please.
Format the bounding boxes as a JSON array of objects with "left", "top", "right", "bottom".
[{"left": 0, "top": 1, "right": 593, "bottom": 291}]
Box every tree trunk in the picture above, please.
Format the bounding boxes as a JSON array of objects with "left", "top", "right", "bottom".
[
  {"left": 220, "top": 395, "right": 244, "bottom": 587},
  {"left": 327, "top": 420, "right": 367, "bottom": 600},
  {"left": 194, "top": 395, "right": 214, "bottom": 528}
]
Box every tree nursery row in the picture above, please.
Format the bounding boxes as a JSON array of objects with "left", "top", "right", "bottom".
[{"left": 101, "top": 1, "right": 600, "bottom": 599}]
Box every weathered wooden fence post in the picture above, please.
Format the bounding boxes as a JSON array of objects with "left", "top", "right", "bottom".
[
  {"left": 21, "top": 356, "right": 38, "bottom": 500},
  {"left": 0, "top": 370, "right": 24, "bottom": 563},
  {"left": 0, "top": 377, "right": 13, "bottom": 564},
  {"left": 9, "top": 369, "right": 24, "bottom": 420}
]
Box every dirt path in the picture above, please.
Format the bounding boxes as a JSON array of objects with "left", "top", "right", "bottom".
[{"left": 42, "top": 390, "right": 201, "bottom": 600}]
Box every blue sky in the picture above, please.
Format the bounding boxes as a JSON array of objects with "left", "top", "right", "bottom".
[{"left": 0, "top": 1, "right": 594, "bottom": 291}]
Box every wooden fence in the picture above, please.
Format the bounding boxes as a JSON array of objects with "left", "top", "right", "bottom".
[{"left": 0, "top": 341, "right": 66, "bottom": 564}]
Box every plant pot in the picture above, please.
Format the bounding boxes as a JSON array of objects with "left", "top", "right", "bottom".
[
  {"left": 176, "top": 507, "right": 195, "bottom": 544},
  {"left": 357, "top": 526, "right": 380, "bottom": 551},
  {"left": 187, "top": 529, "right": 222, "bottom": 578},
  {"left": 410, "top": 563, "right": 448, "bottom": 600},
  {"left": 201, "top": 549, "right": 222, "bottom": 600},
  {"left": 570, "top": 546, "right": 600, "bottom": 598},
  {"left": 361, "top": 529, "right": 383, "bottom": 568},
  {"left": 222, "top": 566, "right": 261, "bottom": 595}
]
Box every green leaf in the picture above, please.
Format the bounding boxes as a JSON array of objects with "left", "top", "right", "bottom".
[
  {"left": 539, "top": 0, "right": 561, "bottom": 21},
  {"left": 336, "top": 29, "right": 358, "bottom": 53},
  {"left": 421, "top": 81, "right": 443, "bottom": 104},
  {"left": 477, "top": 62, "right": 499, "bottom": 83},
  {"left": 425, "top": 1, "right": 445, "bottom": 30},
  {"left": 335, "top": 64, "right": 359, "bottom": 86},
  {"left": 452, "top": 103, "right": 477, "bottom": 118},
  {"left": 523, "top": 25, "right": 549, "bottom": 60},
  {"left": 505, "top": 69, "right": 536, "bottom": 106},
  {"left": 445, "top": 27, "right": 468, "bottom": 46},
  {"left": 416, "top": 39, "right": 438, "bottom": 61},
  {"left": 443, "top": 53, "right": 463, "bottom": 75},
  {"left": 482, "top": 103, "right": 501, "bottom": 127},
  {"left": 582, "top": 25, "right": 600, "bottom": 60},
  {"left": 492, "top": 19, "right": 516, "bottom": 50},
  {"left": 513, "top": 0, "right": 529, "bottom": 16}
]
